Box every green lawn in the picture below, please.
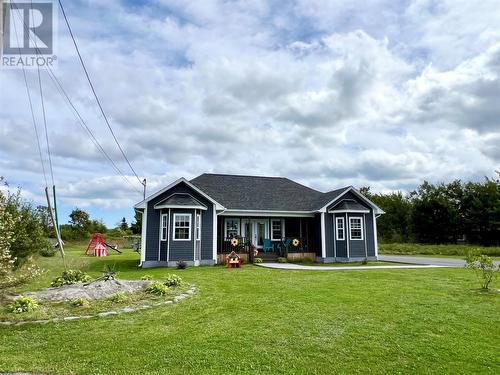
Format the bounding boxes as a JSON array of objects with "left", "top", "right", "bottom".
[
  {"left": 0, "top": 243, "right": 499, "bottom": 374},
  {"left": 380, "top": 242, "right": 500, "bottom": 257}
]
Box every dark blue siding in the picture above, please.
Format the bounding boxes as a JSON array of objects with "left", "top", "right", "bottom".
[
  {"left": 144, "top": 181, "right": 214, "bottom": 263},
  {"left": 365, "top": 213, "right": 375, "bottom": 257},
  {"left": 334, "top": 213, "right": 348, "bottom": 258},
  {"left": 169, "top": 209, "right": 194, "bottom": 262},
  {"left": 324, "top": 213, "right": 334, "bottom": 257}
]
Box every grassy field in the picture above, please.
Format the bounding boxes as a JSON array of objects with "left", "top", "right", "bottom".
[
  {"left": 379, "top": 242, "right": 500, "bottom": 257},
  {"left": 0, "top": 243, "right": 499, "bottom": 374}
]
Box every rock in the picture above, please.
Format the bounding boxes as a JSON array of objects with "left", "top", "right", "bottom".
[
  {"left": 63, "top": 316, "right": 80, "bottom": 321},
  {"left": 98, "top": 311, "right": 118, "bottom": 317}
]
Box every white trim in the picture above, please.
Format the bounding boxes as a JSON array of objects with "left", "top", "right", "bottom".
[
  {"left": 222, "top": 209, "right": 315, "bottom": 217},
  {"left": 134, "top": 177, "right": 225, "bottom": 210},
  {"left": 157, "top": 210, "right": 162, "bottom": 261},
  {"left": 319, "top": 186, "right": 385, "bottom": 214},
  {"left": 346, "top": 214, "right": 350, "bottom": 258},
  {"left": 332, "top": 215, "right": 337, "bottom": 258},
  {"left": 282, "top": 218, "right": 286, "bottom": 238},
  {"left": 160, "top": 213, "right": 168, "bottom": 241},
  {"left": 155, "top": 204, "right": 207, "bottom": 210},
  {"left": 224, "top": 217, "right": 241, "bottom": 238},
  {"left": 349, "top": 216, "right": 364, "bottom": 241},
  {"left": 193, "top": 210, "right": 197, "bottom": 261},
  {"left": 270, "top": 218, "right": 283, "bottom": 241},
  {"left": 167, "top": 208, "right": 171, "bottom": 262},
  {"left": 373, "top": 211, "right": 379, "bottom": 257},
  {"left": 329, "top": 209, "right": 370, "bottom": 214},
  {"left": 320, "top": 212, "right": 326, "bottom": 258},
  {"left": 173, "top": 213, "right": 192, "bottom": 241},
  {"left": 335, "top": 217, "right": 345, "bottom": 241},
  {"left": 140, "top": 207, "right": 147, "bottom": 264},
  {"left": 212, "top": 205, "right": 217, "bottom": 262}
]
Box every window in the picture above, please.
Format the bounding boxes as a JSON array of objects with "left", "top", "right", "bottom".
[
  {"left": 173, "top": 213, "right": 191, "bottom": 240},
  {"left": 349, "top": 217, "right": 363, "bottom": 240},
  {"left": 271, "top": 219, "right": 282, "bottom": 240},
  {"left": 195, "top": 214, "right": 201, "bottom": 241},
  {"left": 161, "top": 214, "right": 168, "bottom": 241},
  {"left": 336, "top": 217, "right": 345, "bottom": 240},
  {"left": 225, "top": 218, "right": 240, "bottom": 238}
]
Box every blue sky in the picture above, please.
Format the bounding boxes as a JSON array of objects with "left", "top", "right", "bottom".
[{"left": 1, "top": 0, "right": 499, "bottom": 227}]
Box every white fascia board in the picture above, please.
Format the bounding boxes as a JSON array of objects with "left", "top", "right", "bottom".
[
  {"left": 154, "top": 205, "right": 207, "bottom": 210},
  {"left": 319, "top": 186, "right": 385, "bottom": 214},
  {"left": 221, "top": 210, "right": 315, "bottom": 217},
  {"left": 134, "top": 177, "right": 225, "bottom": 210},
  {"left": 328, "top": 209, "right": 370, "bottom": 214}
]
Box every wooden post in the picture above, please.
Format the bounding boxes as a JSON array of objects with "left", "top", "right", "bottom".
[{"left": 45, "top": 187, "right": 67, "bottom": 270}]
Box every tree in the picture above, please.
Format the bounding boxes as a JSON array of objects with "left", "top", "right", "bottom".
[
  {"left": 130, "top": 210, "right": 142, "bottom": 234},
  {"left": 119, "top": 217, "right": 129, "bottom": 231},
  {"left": 69, "top": 208, "right": 91, "bottom": 230}
]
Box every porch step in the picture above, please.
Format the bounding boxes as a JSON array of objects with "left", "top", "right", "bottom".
[{"left": 258, "top": 252, "right": 278, "bottom": 262}]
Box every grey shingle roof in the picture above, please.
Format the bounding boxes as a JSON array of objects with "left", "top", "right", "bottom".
[
  {"left": 154, "top": 193, "right": 207, "bottom": 208},
  {"left": 190, "top": 173, "right": 349, "bottom": 211}
]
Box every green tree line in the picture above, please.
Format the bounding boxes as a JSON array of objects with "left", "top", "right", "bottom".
[{"left": 361, "top": 177, "right": 500, "bottom": 246}]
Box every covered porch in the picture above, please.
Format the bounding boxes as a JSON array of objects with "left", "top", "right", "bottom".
[{"left": 216, "top": 216, "right": 319, "bottom": 263}]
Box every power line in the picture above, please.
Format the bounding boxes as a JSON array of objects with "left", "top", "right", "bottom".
[
  {"left": 58, "top": 0, "right": 144, "bottom": 188},
  {"left": 10, "top": 4, "right": 48, "bottom": 188},
  {"left": 9, "top": 5, "right": 143, "bottom": 195}
]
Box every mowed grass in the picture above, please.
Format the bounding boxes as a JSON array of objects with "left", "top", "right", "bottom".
[
  {"left": 0, "top": 243, "right": 499, "bottom": 374},
  {"left": 380, "top": 242, "right": 500, "bottom": 257}
]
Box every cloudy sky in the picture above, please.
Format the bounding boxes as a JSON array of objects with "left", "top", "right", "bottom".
[{"left": 1, "top": 0, "right": 499, "bottom": 227}]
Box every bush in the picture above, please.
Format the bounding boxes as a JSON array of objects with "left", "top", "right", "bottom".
[
  {"left": 176, "top": 261, "right": 188, "bottom": 269},
  {"left": 7, "top": 296, "right": 38, "bottom": 313},
  {"left": 51, "top": 270, "right": 92, "bottom": 287},
  {"left": 276, "top": 257, "right": 287, "bottom": 263},
  {"left": 164, "top": 274, "right": 183, "bottom": 287},
  {"left": 40, "top": 246, "right": 56, "bottom": 257},
  {"left": 141, "top": 274, "right": 152, "bottom": 281},
  {"left": 109, "top": 292, "right": 128, "bottom": 303},
  {"left": 145, "top": 281, "right": 169, "bottom": 296},
  {"left": 70, "top": 297, "right": 90, "bottom": 307},
  {"left": 361, "top": 257, "right": 368, "bottom": 265},
  {"left": 465, "top": 250, "right": 499, "bottom": 290},
  {"left": 254, "top": 257, "right": 263, "bottom": 263}
]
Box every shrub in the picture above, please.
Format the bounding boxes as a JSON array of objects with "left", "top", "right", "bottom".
[
  {"left": 361, "top": 257, "right": 368, "bottom": 265},
  {"left": 70, "top": 297, "right": 90, "bottom": 307},
  {"left": 40, "top": 246, "right": 56, "bottom": 257},
  {"left": 51, "top": 270, "right": 92, "bottom": 287},
  {"left": 109, "top": 292, "right": 128, "bottom": 303},
  {"left": 164, "top": 274, "right": 183, "bottom": 287},
  {"left": 276, "top": 257, "right": 287, "bottom": 263},
  {"left": 254, "top": 257, "right": 263, "bottom": 263},
  {"left": 176, "top": 261, "right": 188, "bottom": 269},
  {"left": 7, "top": 296, "right": 38, "bottom": 313},
  {"left": 141, "top": 274, "right": 152, "bottom": 280},
  {"left": 145, "top": 281, "right": 169, "bottom": 296},
  {"left": 465, "top": 250, "right": 499, "bottom": 290}
]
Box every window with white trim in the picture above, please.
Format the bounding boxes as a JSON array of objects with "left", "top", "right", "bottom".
[
  {"left": 195, "top": 213, "right": 201, "bottom": 241},
  {"left": 336, "top": 217, "right": 345, "bottom": 240},
  {"left": 173, "top": 213, "right": 191, "bottom": 240},
  {"left": 161, "top": 214, "right": 168, "bottom": 241},
  {"left": 349, "top": 217, "right": 363, "bottom": 240},
  {"left": 270, "top": 219, "right": 283, "bottom": 241},
  {"left": 225, "top": 218, "right": 239, "bottom": 238}
]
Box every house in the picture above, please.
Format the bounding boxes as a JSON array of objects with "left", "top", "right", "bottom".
[{"left": 134, "top": 173, "right": 384, "bottom": 267}]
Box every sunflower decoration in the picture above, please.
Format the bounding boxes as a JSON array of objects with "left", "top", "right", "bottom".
[
  {"left": 292, "top": 238, "right": 300, "bottom": 247},
  {"left": 230, "top": 238, "right": 239, "bottom": 247}
]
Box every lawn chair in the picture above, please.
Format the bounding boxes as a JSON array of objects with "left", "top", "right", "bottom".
[{"left": 262, "top": 239, "right": 275, "bottom": 253}]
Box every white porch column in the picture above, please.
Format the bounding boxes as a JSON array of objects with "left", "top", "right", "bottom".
[{"left": 320, "top": 212, "right": 326, "bottom": 258}]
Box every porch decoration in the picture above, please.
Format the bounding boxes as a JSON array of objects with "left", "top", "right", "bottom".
[
  {"left": 227, "top": 251, "right": 241, "bottom": 268},
  {"left": 292, "top": 238, "right": 300, "bottom": 247},
  {"left": 230, "top": 238, "right": 239, "bottom": 247}
]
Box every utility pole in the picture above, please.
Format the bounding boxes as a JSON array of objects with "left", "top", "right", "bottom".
[
  {"left": 142, "top": 178, "right": 147, "bottom": 199},
  {"left": 45, "top": 187, "right": 67, "bottom": 270}
]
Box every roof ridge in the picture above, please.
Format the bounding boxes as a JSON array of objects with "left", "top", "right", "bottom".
[{"left": 195, "top": 173, "right": 289, "bottom": 180}]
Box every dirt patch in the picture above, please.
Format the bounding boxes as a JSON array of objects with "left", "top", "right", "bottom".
[{"left": 22, "top": 280, "right": 150, "bottom": 301}]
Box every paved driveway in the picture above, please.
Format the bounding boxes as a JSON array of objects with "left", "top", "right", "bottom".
[{"left": 378, "top": 255, "right": 467, "bottom": 267}]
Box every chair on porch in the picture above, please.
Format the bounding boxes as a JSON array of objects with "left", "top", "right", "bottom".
[{"left": 262, "top": 239, "right": 275, "bottom": 253}]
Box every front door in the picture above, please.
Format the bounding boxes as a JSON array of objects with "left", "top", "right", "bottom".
[{"left": 243, "top": 219, "right": 268, "bottom": 249}]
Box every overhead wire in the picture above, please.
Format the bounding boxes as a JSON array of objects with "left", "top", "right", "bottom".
[{"left": 58, "top": 0, "right": 144, "bottom": 187}]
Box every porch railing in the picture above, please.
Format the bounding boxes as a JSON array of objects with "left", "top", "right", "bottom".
[{"left": 218, "top": 236, "right": 251, "bottom": 255}]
